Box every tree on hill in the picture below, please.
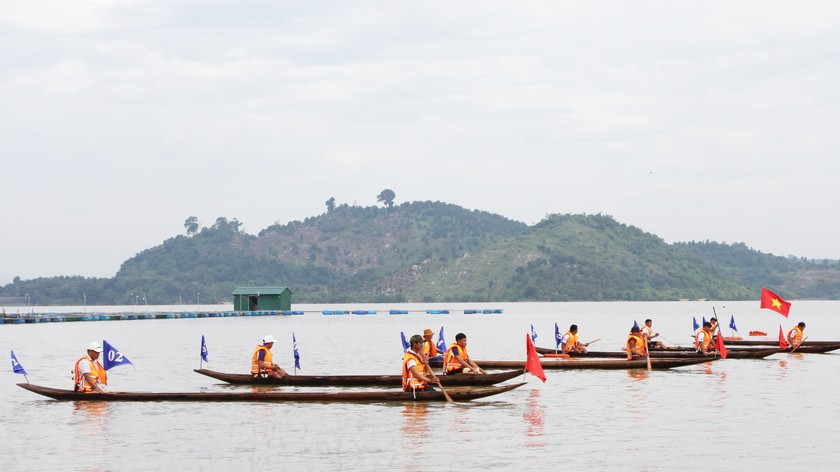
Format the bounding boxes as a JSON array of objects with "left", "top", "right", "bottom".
[
  {"left": 377, "top": 189, "right": 396, "bottom": 208},
  {"left": 326, "top": 197, "right": 336, "bottom": 212},
  {"left": 184, "top": 216, "right": 199, "bottom": 236}
]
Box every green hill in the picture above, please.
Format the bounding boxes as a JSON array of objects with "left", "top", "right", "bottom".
[{"left": 2, "top": 202, "right": 839, "bottom": 305}]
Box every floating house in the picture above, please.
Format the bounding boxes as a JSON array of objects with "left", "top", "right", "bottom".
[{"left": 232, "top": 287, "right": 292, "bottom": 311}]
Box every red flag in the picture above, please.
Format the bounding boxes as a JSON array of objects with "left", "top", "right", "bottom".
[
  {"left": 760, "top": 288, "right": 791, "bottom": 317},
  {"left": 778, "top": 325, "right": 788, "bottom": 350},
  {"left": 715, "top": 331, "right": 728, "bottom": 359},
  {"left": 525, "top": 333, "right": 546, "bottom": 383}
]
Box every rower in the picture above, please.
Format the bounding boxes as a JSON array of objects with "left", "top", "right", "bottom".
[
  {"left": 421, "top": 328, "right": 442, "bottom": 360},
  {"left": 443, "top": 333, "right": 486, "bottom": 375},
  {"left": 73, "top": 341, "right": 107, "bottom": 393},
  {"left": 560, "top": 324, "right": 590, "bottom": 354},
  {"left": 251, "top": 335, "right": 288, "bottom": 379},
  {"left": 695, "top": 322, "right": 716, "bottom": 354},
  {"left": 626, "top": 326, "right": 647, "bottom": 360},
  {"left": 402, "top": 334, "right": 439, "bottom": 392},
  {"left": 641, "top": 319, "right": 665, "bottom": 349},
  {"left": 787, "top": 322, "right": 806, "bottom": 349}
]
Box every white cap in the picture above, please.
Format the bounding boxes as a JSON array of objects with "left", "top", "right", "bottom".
[
  {"left": 262, "top": 335, "right": 276, "bottom": 345},
  {"left": 87, "top": 341, "right": 103, "bottom": 353}
]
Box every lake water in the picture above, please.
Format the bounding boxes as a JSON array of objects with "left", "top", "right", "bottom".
[{"left": 1, "top": 300, "right": 838, "bottom": 471}]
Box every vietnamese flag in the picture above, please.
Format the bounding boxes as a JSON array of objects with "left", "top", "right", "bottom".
[
  {"left": 715, "top": 331, "right": 728, "bottom": 359},
  {"left": 760, "top": 288, "right": 791, "bottom": 317},
  {"left": 525, "top": 333, "right": 547, "bottom": 383},
  {"left": 778, "top": 325, "right": 789, "bottom": 350}
]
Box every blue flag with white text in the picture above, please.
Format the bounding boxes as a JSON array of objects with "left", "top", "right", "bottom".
[
  {"left": 102, "top": 340, "right": 134, "bottom": 370},
  {"left": 10, "top": 351, "right": 27, "bottom": 375},
  {"left": 555, "top": 323, "right": 562, "bottom": 349},
  {"left": 200, "top": 335, "right": 209, "bottom": 363},
  {"left": 293, "top": 333, "right": 301, "bottom": 370},
  {"left": 400, "top": 331, "right": 410, "bottom": 350},
  {"left": 729, "top": 315, "right": 738, "bottom": 332},
  {"left": 693, "top": 317, "right": 700, "bottom": 332},
  {"left": 436, "top": 327, "right": 446, "bottom": 354},
  {"left": 530, "top": 324, "right": 538, "bottom": 342}
]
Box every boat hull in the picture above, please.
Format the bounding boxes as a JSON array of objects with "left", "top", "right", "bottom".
[
  {"left": 429, "top": 357, "right": 712, "bottom": 370},
  {"left": 194, "top": 369, "right": 523, "bottom": 387},
  {"left": 535, "top": 347, "right": 779, "bottom": 359},
  {"left": 17, "top": 382, "right": 525, "bottom": 403}
]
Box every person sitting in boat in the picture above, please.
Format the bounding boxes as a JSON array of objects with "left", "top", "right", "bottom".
[
  {"left": 73, "top": 341, "right": 107, "bottom": 393},
  {"left": 251, "top": 335, "right": 288, "bottom": 379},
  {"left": 443, "top": 333, "right": 486, "bottom": 375},
  {"left": 403, "top": 334, "right": 440, "bottom": 392},
  {"left": 560, "top": 324, "right": 589, "bottom": 354},
  {"left": 420, "top": 328, "right": 442, "bottom": 361},
  {"left": 626, "top": 326, "right": 647, "bottom": 360},
  {"left": 787, "top": 322, "right": 806, "bottom": 349},
  {"left": 641, "top": 319, "right": 665, "bottom": 350},
  {"left": 695, "top": 322, "right": 716, "bottom": 354}
]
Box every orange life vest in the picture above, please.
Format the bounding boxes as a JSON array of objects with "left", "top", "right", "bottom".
[
  {"left": 627, "top": 333, "right": 646, "bottom": 356},
  {"left": 73, "top": 356, "right": 107, "bottom": 393},
  {"left": 563, "top": 331, "right": 579, "bottom": 351},
  {"left": 695, "top": 330, "right": 713, "bottom": 352},
  {"left": 641, "top": 325, "right": 653, "bottom": 338},
  {"left": 251, "top": 345, "right": 275, "bottom": 375},
  {"left": 402, "top": 350, "right": 428, "bottom": 391},
  {"left": 421, "top": 340, "right": 439, "bottom": 358},
  {"left": 443, "top": 343, "right": 469, "bottom": 372},
  {"left": 788, "top": 327, "right": 804, "bottom": 345}
]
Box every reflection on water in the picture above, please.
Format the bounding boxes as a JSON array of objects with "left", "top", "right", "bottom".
[
  {"left": 627, "top": 369, "right": 649, "bottom": 381},
  {"left": 523, "top": 389, "right": 545, "bottom": 448},
  {"left": 401, "top": 403, "right": 428, "bottom": 441}
]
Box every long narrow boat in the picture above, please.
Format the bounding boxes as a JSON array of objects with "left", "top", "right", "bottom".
[
  {"left": 194, "top": 368, "right": 523, "bottom": 387},
  {"left": 17, "top": 382, "right": 525, "bottom": 403},
  {"left": 535, "top": 347, "right": 779, "bottom": 359},
  {"left": 717, "top": 339, "right": 840, "bottom": 350},
  {"left": 429, "top": 357, "right": 713, "bottom": 370}
]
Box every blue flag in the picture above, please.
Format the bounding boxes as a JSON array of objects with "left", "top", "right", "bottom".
[
  {"left": 10, "top": 351, "right": 27, "bottom": 375},
  {"left": 293, "top": 333, "right": 301, "bottom": 370},
  {"left": 400, "top": 331, "right": 409, "bottom": 350},
  {"left": 702, "top": 316, "right": 707, "bottom": 326},
  {"left": 555, "top": 323, "right": 562, "bottom": 349},
  {"left": 693, "top": 317, "right": 700, "bottom": 332},
  {"left": 633, "top": 320, "right": 639, "bottom": 329},
  {"left": 729, "top": 315, "right": 738, "bottom": 332},
  {"left": 436, "top": 327, "right": 447, "bottom": 353},
  {"left": 200, "top": 335, "right": 209, "bottom": 363},
  {"left": 530, "top": 324, "right": 538, "bottom": 342},
  {"left": 102, "top": 340, "right": 134, "bottom": 370}
]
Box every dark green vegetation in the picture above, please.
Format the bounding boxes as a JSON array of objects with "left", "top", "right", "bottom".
[{"left": 3, "top": 202, "right": 839, "bottom": 305}]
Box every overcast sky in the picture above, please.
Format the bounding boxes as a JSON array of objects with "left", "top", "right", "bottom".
[{"left": 2, "top": 1, "right": 839, "bottom": 285}]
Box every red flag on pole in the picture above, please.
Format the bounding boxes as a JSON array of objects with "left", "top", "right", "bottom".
[
  {"left": 760, "top": 288, "right": 791, "bottom": 317},
  {"left": 715, "top": 331, "right": 728, "bottom": 359},
  {"left": 525, "top": 333, "right": 546, "bottom": 383},
  {"left": 778, "top": 325, "right": 789, "bottom": 350}
]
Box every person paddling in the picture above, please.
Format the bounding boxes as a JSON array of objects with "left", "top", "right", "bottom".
[
  {"left": 787, "top": 322, "right": 806, "bottom": 349},
  {"left": 626, "top": 326, "right": 647, "bottom": 360},
  {"left": 73, "top": 341, "right": 107, "bottom": 393},
  {"left": 402, "top": 334, "right": 440, "bottom": 392},
  {"left": 641, "top": 319, "right": 665, "bottom": 350},
  {"left": 443, "top": 333, "right": 486, "bottom": 375},
  {"left": 251, "top": 335, "right": 288, "bottom": 379},
  {"left": 560, "top": 324, "right": 589, "bottom": 354},
  {"left": 695, "top": 322, "right": 716, "bottom": 354}
]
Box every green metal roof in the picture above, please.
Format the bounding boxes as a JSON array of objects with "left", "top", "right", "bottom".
[{"left": 231, "top": 287, "right": 292, "bottom": 295}]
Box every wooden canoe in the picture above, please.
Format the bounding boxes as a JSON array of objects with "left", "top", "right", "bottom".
[
  {"left": 194, "top": 368, "right": 524, "bottom": 387},
  {"left": 16, "top": 382, "right": 525, "bottom": 403},
  {"left": 537, "top": 348, "right": 779, "bottom": 359},
  {"left": 714, "top": 340, "right": 840, "bottom": 351},
  {"left": 429, "top": 357, "right": 714, "bottom": 370}
]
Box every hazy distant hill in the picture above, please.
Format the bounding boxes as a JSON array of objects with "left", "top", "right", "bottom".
[{"left": 2, "top": 201, "right": 839, "bottom": 305}]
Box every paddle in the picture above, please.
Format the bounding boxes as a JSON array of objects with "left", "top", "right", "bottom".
[
  {"left": 436, "top": 380, "right": 453, "bottom": 403},
  {"left": 644, "top": 336, "right": 652, "bottom": 372},
  {"left": 585, "top": 338, "right": 601, "bottom": 347}
]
